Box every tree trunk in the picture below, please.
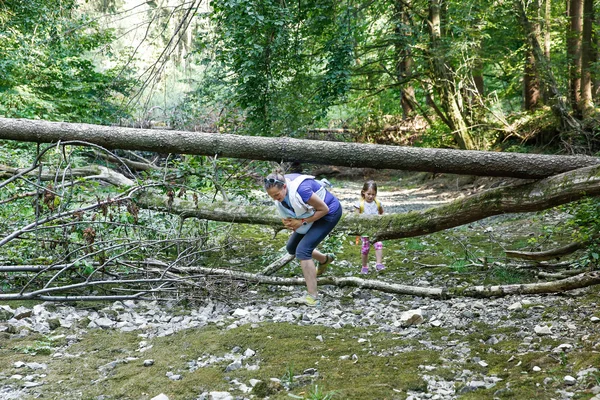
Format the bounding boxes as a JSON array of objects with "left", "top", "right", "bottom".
[
  {"left": 568, "top": 0, "right": 583, "bottom": 116},
  {"left": 133, "top": 163, "right": 600, "bottom": 241},
  {"left": 580, "top": 0, "right": 594, "bottom": 114},
  {"left": 523, "top": 0, "right": 541, "bottom": 110},
  {"left": 524, "top": 49, "right": 541, "bottom": 110},
  {"left": 1, "top": 118, "right": 599, "bottom": 179},
  {"left": 395, "top": 0, "right": 416, "bottom": 119},
  {"left": 541, "top": 0, "right": 551, "bottom": 101}
]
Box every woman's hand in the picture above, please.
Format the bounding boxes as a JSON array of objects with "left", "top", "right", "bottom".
[{"left": 282, "top": 218, "right": 303, "bottom": 231}]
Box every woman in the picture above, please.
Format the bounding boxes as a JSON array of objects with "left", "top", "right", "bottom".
[{"left": 264, "top": 168, "right": 342, "bottom": 307}]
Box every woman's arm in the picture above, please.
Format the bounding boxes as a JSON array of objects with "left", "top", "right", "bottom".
[{"left": 289, "top": 193, "right": 329, "bottom": 231}]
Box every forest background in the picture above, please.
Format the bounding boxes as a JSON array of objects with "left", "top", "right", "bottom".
[
  {"left": 1, "top": 0, "right": 600, "bottom": 297},
  {"left": 1, "top": 0, "right": 598, "bottom": 149}
]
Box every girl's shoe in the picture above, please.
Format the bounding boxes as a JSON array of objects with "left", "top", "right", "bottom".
[
  {"left": 360, "top": 266, "right": 369, "bottom": 274},
  {"left": 376, "top": 263, "right": 386, "bottom": 271},
  {"left": 316, "top": 254, "right": 335, "bottom": 276}
]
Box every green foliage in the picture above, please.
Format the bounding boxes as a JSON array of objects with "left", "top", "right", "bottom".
[
  {"left": 203, "top": 0, "right": 356, "bottom": 136},
  {"left": 412, "top": 119, "right": 455, "bottom": 148},
  {"left": 560, "top": 198, "right": 600, "bottom": 269},
  {"left": 320, "top": 231, "right": 346, "bottom": 255},
  {"left": 305, "top": 385, "right": 338, "bottom": 400},
  {"left": 0, "top": 0, "right": 134, "bottom": 123}
]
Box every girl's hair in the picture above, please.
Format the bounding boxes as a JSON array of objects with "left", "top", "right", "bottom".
[
  {"left": 361, "top": 180, "right": 378, "bottom": 198},
  {"left": 264, "top": 167, "right": 286, "bottom": 190}
]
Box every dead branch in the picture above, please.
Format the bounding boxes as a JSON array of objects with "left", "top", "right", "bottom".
[
  {"left": 174, "top": 266, "right": 600, "bottom": 298},
  {"left": 0, "top": 164, "right": 135, "bottom": 186},
  {"left": 260, "top": 254, "right": 296, "bottom": 275},
  {"left": 505, "top": 241, "right": 590, "bottom": 261}
]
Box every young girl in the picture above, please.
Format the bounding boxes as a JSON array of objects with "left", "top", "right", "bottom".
[{"left": 355, "top": 180, "right": 385, "bottom": 274}]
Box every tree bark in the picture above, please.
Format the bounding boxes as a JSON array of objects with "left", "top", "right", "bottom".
[
  {"left": 1, "top": 118, "right": 599, "bottom": 179},
  {"left": 133, "top": 163, "right": 600, "bottom": 241}
]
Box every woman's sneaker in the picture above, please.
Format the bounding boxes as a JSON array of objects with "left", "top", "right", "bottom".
[
  {"left": 376, "top": 263, "right": 386, "bottom": 271},
  {"left": 316, "top": 254, "right": 335, "bottom": 276},
  {"left": 360, "top": 266, "right": 369, "bottom": 274},
  {"left": 287, "top": 293, "right": 320, "bottom": 307}
]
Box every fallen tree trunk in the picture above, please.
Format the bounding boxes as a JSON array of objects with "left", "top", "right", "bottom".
[
  {"left": 134, "top": 164, "right": 600, "bottom": 241},
  {"left": 1, "top": 117, "right": 599, "bottom": 179}
]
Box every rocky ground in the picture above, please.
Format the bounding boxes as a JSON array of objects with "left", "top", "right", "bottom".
[{"left": 1, "top": 171, "right": 599, "bottom": 400}]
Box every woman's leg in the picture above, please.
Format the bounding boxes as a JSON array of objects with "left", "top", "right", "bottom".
[
  {"left": 300, "top": 259, "right": 318, "bottom": 296},
  {"left": 295, "top": 207, "right": 342, "bottom": 294}
]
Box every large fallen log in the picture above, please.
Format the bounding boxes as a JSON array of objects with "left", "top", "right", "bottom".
[
  {"left": 134, "top": 164, "right": 600, "bottom": 241},
  {"left": 1, "top": 117, "right": 599, "bottom": 179}
]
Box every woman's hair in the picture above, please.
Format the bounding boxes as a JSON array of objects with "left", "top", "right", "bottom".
[
  {"left": 264, "top": 167, "right": 286, "bottom": 190},
  {"left": 361, "top": 180, "right": 378, "bottom": 198}
]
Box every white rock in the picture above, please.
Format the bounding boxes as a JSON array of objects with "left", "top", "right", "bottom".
[
  {"left": 150, "top": 394, "right": 169, "bottom": 400},
  {"left": 249, "top": 379, "right": 261, "bottom": 387},
  {"left": 399, "top": 309, "right": 424, "bottom": 326},
  {"left": 533, "top": 366, "right": 541, "bottom": 372},
  {"left": 232, "top": 308, "right": 249, "bottom": 317},
  {"left": 209, "top": 392, "right": 233, "bottom": 400},
  {"left": 564, "top": 375, "right": 577, "bottom": 385},
  {"left": 552, "top": 344, "right": 574, "bottom": 353},
  {"left": 534, "top": 325, "right": 552, "bottom": 335},
  {"left": 94, "top": 317, "right": 115, "bottom": 328}
]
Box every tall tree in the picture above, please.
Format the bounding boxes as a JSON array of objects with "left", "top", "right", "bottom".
[
  {"left": 567, "top": 0, "right": 583, "bottom": 116},
  {"left": 523, "top": 0, "right": 542, "bottom": 110},
  {"left": 579, "top": 0, "right": 595, "bottom": 114},
  {"left": 394, "top": 0, "right": 416, "bottom": 118}
]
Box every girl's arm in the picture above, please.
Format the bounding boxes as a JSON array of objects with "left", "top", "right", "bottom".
[
  {"left": 289, "top": 193, "right": 329, "bottom": 231},
  {"left": 378, "top": 202, "right": 384, "bottom": 215}
]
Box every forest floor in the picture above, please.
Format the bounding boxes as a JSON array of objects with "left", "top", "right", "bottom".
[{"left": 1, "top": 170, "right": 600, "bottom": 400}]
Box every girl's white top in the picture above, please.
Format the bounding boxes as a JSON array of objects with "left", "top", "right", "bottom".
[{"left": 355, "top": 199, "right": 380, "bottom": 215}]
